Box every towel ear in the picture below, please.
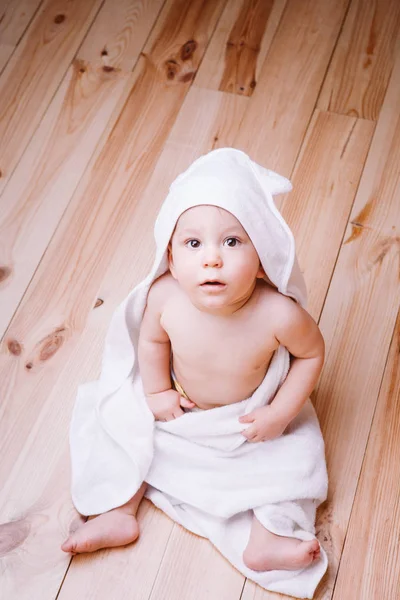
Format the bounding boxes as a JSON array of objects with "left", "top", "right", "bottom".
[{"left": 251, "top": 162, "right": 292, "bottom": 197}]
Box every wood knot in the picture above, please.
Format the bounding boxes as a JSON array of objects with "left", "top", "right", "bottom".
[
  {"left": 26, "top": 362, "right": 33, "bottom": 370},
  {"left": 7, "top": 339, "right": 23, "bottom": 356},
  {"left": 102, "top": 65, "right": 115, "bottom": 73},
  {"left": 181, "top": 40, "right": 197, "bottom": 61},
  {"left": 250, "top": 80, "right": 256, "bottom": 89},
  {"left": 179, "top": 71, "right": 195, "bottom": 83},
  {"left": 94, "top": 298, "right": 104, "bottom": 308},
  {"left": 101, "top": 49, "right": 108, "bottom": 56},
  {"left": 0, "top": 519, "right": 30, "bottom": 558},
  {"left": 165, "top": 59, "right": 179, "bottom": 80},
  {"left": 68, "top": 514, "right": 86, "bottom": 535},
  {"left": 0, "top": 266, "right": 12, "bottom": 283},
  {"left": 54, "top": 14, "right": 65, "bottom": 24},
  {"left": 363, "top": 57, "right": 372, "bottom": 69},
  {"left": 39, "top": 327, "right": 66, "bottom": 361}
]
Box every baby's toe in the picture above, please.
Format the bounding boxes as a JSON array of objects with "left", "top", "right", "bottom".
[
  {"left": 310, "top": 540, "right": 320, "bottom": 554},
  {"left": 61, "top": 536, "right": 77, "bottom": 554}
]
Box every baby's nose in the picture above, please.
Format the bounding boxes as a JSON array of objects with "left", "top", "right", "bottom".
[{"left": 203, "top": 247, "right": 222, "bottom": 268}]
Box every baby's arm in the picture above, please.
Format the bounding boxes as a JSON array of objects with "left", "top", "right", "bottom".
[
  {"left": 138, "top": 281, "right": 172, "bottom": 396},
  {"left": 138, "top": 279, "right": 195, "bottom": 420},
  {"left": 240, "top": 297, "right": 324, "bottom": 442},
  {"left": 270, "top": 299, "right": 324, "bottom": 423}
]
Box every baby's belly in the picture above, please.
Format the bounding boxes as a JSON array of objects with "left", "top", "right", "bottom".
[{"left": 172, "top": 357, "right": 272, "bottom": 410}]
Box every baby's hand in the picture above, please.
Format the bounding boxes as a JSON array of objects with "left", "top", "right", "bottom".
[
  {"left": 146, "top": 389, "right": 196, "bottom": 421},
  {"left": 239, "top": 405, "right": 288, "bottom": 442}
]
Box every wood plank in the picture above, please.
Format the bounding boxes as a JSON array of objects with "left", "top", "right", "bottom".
[
  {"left": 310, "top": 49, "right": 400, "bottom": 599},
  {"left": 0, "top": 86, "right": 248, "bottom": 599},
  {"left": 241, "top": 580, "right": 274, "bottom": 600},
  {"left": 194, "top": 0, "right": 287, "bottom": 96},
  {"left": 0, "top": 0, "right": 103, "bottom": 194},
  {"left": 233, "top": 0, "right": 349, "bottom": 174},
  {"left": 280, "top": 110, "right": 375, "bottom": 319},
  {"left": 332, "top": 311, "right": 400, "bottom": 599},
  {"left": 0, "top": 65, "right": 132, "bottom": 339},
  {"left": 0, "top": 0, "right": 43, "bottom": 73},
  {"left": 318, "top": 0, "right": 400, "bottom": 120},
  {"left": 0, "top": 0, "right": 165, "bottom": 340},
  {"left": 149, "top": 526, "right": 244, "bottom": 600},
  {"left": 77, "top": 0, "right": 165, "bottom": 72}
]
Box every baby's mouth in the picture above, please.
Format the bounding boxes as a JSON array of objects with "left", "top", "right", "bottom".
[{"left": 200, "top": 280, "right": 226, "bottom": 289}]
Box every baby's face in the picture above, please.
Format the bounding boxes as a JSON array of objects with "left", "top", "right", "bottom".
[{"left": 169, "top": 205, "right": 264, "bottom": 313}]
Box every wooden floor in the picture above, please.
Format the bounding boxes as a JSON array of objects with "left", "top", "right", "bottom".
[{"left": 1, "top": 0, "right": 400, "bottom": 598}]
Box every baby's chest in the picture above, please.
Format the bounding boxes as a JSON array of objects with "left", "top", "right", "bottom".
[{"left": 163, "top": 310, "right": 276, "bottom": 370}]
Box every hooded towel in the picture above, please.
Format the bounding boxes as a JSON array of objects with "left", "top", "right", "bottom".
[{"left": 70, "top": 148, "right": 328, "bottom": 599}]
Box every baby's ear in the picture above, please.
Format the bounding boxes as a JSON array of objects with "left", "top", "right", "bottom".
[
  {"left": 256, "top": 263, "right": 265, "bottom": 279},
  {"left": 168, "top": 243, "right": 177, "bottom": 279}
]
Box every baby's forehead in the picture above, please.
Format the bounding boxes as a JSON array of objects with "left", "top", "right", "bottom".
[{"left": 174, "top": 205, "right": 245, "bottom": 232}]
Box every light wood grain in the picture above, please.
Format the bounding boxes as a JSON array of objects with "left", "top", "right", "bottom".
[
  {"left": 78, "top": 0, "right": 164, "bottom": 73},
  {"left": 312, "top": 49, "right": 400, "bottom": 599},
  {"left": 0, "top": 0, "right": 165, "bottom": 340},
  {"left": 0, "top": 0, "right": 43, "bottom": 73},
  {"left": 233, "top": 0, "right": 349, "bottom": 174},
  {"left": 149, "top": 525, "right": 244, "bottom": 600},
  {"left": 332, "top": 311, "right": 400, "bottom": 599},
  {"left": 194, "top": 0, "right": 287, "bottom": 96},
  {"left": 318, "top": 0, "right": 400, "bottom": 120},
  {"left": 0, "top": 0, "right": 102, "bottom": 194},
  {"left": 281, "top": 110, "right": 375, "bottom": 320},
  {"left": 0, "top": 64, "right": 133, "bottom": 339}
]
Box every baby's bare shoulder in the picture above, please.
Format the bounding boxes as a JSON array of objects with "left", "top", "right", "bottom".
[
  {"left": 147, "top": 272, "right": 179, "bottom": 313},
  {"left": 257, "top": 283, "right": 296, "bottom": 311},
  {"left": 258, "top": 284, "right": 323, "bottom": 357},
  {"left": 257, "top": 284, "right": 308, "bottom": 329}
]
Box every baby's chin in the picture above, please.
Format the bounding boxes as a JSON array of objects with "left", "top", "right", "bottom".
[{"left": 189, "top": 289, "right": 249, "bottom": 314}]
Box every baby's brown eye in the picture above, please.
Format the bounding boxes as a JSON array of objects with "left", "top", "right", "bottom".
[
  {"left": 225, "top": 237, "right": 238, "bottom": 247},
  {"left": 187, "top": 239, "right": 200, "bottom": 248}
]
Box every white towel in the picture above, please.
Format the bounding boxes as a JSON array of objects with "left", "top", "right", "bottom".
[{"left": 70, "top": 148, "right": 328, "bottom": 599}]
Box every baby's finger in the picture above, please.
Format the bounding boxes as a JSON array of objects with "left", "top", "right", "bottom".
[
  {"left": 172, "top": 407, "right": 184, "bottom": 419},
  {"left": 180, "top": 396, "right": 196, "bottom": 408},
  {"left": 246, "top": 429, "right": 262, "bottom": 443},
  {"left": 239, "top": 413, "right": 255, "bottom": 424},
  {"left": 241, "top": 425, "right": 257, "bottom": 440}
]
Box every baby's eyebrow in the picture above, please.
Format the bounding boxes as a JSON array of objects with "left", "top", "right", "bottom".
[
  {"left": 221, "top": 227, "right": 247, "bottom": 237},
  {"left": 178, "top": 228, "right": 201, "bottom": 236}
]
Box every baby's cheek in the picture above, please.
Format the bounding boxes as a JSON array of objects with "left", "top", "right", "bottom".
[{"left": 236, "top": 261, "right": 258, "bottom": 282}]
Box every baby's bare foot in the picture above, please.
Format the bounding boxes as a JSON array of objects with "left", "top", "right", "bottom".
[
  {"left": 61, "top": 510, "right": 139, "bottom": 554},
  {"left": 243, "top": 517, "right": 321, "bottom": 572}
]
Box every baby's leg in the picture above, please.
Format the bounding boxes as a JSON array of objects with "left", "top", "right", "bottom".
[
  {"left": 243, "top": 514, "right": 320, "bottom": 572},
  {"left": 61, "top": 482, "right": 147, "bottom": 554}
]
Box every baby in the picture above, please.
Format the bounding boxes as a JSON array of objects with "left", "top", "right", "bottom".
[{"left": 63, "top": 203, "right": 325, "bottom": 572}]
